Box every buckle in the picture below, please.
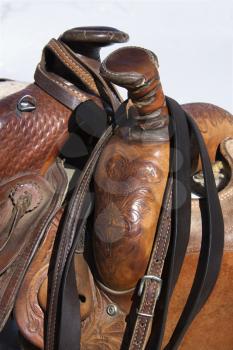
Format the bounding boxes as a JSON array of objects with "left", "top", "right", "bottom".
[{"left": 137, "top": 275, "right": 162, "bottom": 318}]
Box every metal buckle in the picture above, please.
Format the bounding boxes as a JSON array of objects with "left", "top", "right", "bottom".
[{"left": 137, "top": 275, "right": 162, "bottom": 318}]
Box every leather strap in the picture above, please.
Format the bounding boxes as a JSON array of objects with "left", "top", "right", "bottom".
[
  {"left": 148, "top": 98, "right": 224, "bottom": 349},
  {"left": 35, "top": 39, "right": 120, "bottom": 113},
  {"left": 163, "top": 100, "right": 224, "bottom": 349},
  {"left": 146, "top": 97, "right": 192, "bottom": 350},
  {"left": 34, "top": 64, "right": 90, "bottom": 111},
  {"left": 128, "top": 97, "right": 224, "bottom": 350},
  {"left": 0, "top": 161, "right": 67, "bottom": 331},
  {"left": 128, "top": 177, "right": 173, "bottom": 350},
  {"left": 45, "top": 121, "right": 113, "bottom": 350},
  {"left": 61, "top": 42, "right": 122, "bottom": 112},
  {"left": 34, "top": 39, "right": 104, "bottom": 110},
  {"left": 46, "top": 39, "right": 99, "bottom": 95},
  {"left": 128, "top": 96, "right": 191, "bottom": 350}
]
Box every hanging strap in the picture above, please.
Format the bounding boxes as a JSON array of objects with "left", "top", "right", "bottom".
[
  {"left": 128, "top": 96, "right": 192, "bottom": 350},
  {"left": 44, "top": 122, "right": 113, "bottom": 350},
  {"left": 146, "top": 97, "right": 224, "bottom": 349}
]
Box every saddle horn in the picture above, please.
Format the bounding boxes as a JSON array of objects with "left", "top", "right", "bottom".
[{"left": 59, "top": 26, "right": 129, "bottom": 61}]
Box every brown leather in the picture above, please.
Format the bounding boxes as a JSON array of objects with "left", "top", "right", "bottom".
[
  {"left": 14, "top": 115, "right": 233, "bottom": 350},
  {"left": 34, "top": 40, "right": 102, "bottom": 111},
  {"left": 0, "top": 160, "right": 67, "bottom": 331},
  {"left": 163, "top": 252, "right": 233, "bottom": 350},
  {"left": 91, "top": 47, "right": 171, "bottom": 294},
  {"left": 60, "top": 41, "right": 122, "bottom": 112},
  {"left": 14, "top": 209, "right": 63, "bottom": 349},
  {"left": 0, "top": 84, "right": 71, "bottom": 181},
  {"left": 182, "top": 102, "right": 233, "bottom": 168},
  {"left": 46, "top": 39, "right": 99, "bottom": 95},
  {"left": 1, "top": 30, "right": 232, "bottom": 350},
  {"left": 60, "top": 26, "right": 129, "bottom": 60},
  {"left": 93, "top": 134, "right": 170, "bottom": 291},
  {"left": 100, "top": 47, "right": 167, "bottom": 116},
  {"left": 0, "top": 27, "right": 123, "bottom": 336},
  {"left": 100, "top": 47, "right": 169, "bottom": 142}
]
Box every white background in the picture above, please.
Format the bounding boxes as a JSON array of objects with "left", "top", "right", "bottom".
[{"left": 0, "top": 0, "right": 232, "bottom": 112}]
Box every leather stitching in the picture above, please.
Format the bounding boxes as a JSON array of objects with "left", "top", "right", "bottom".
[
  {"left": 130, "top": 185, "right": 172, "bottom": 349},
  {"left": 48, "top": 40, "right": 98, "bottom": 94}
]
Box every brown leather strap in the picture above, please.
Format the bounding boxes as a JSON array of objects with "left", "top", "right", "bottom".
[
  {"left": 128, "top": 177, "right": 173, "bottom": 350},
  {"left": 47, "top": 39, "right": 99, "bottom": 95},
  {"left": 45, "top": 124, "right": 113, "bottom": 350},
  {"left": 34, "top": 39, "right": 103, "bottom": 111},
  {"left": 61, "top": 41, "right": 121, "bottom": 112},
  {"left": 35, "top": 38, "right": 120, "bottom": 112},
  {"left": 35, "top": 64, "right": 89, "bottom": 110}
]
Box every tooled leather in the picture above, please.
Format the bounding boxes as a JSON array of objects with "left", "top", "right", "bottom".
[
  {"left": 0, "top": 160, "right": 68, "bottom": 331},
  {"left": 0, "top": 174, "right": 52, "bottom": 274},
  {"left": 182, "top": 103, "right": 233, "bottom": 166},
  {"left": 15, "top": 210, "right": 64, "bottom": 349},
  {"left": 93, "top": 132, "right": 170, "bottom": 291},
  {"left": 16, "top": 218, "right": 127, "bottom": 350},
  {"left": 14, "top": 135, "right": 233, "bottom": 350},
  {"left": 0, "top": 178, "right": 49, "bottom": 273},
  {"left": 93, "top": 103, "right": 233, "bottom": 294},
  {"left": 188, "top": 137, "right": 233, "bottom": 254},
  {"left": 10, "top": 182, "right": 42, "bottom": 212},
  {"left": 0, "top": 84, "right": 71, "bottom": 182}
]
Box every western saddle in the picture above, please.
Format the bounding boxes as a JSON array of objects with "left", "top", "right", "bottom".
[{"left": 0, "top": 26, "right": 233, "bottom": 350}]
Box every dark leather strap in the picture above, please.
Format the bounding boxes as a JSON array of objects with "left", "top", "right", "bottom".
[
  {"left": 45, "top": 122, "right": 113, "bottom": 350},
  {"left": 146, "top": 97, "right": 224, "bottom": 349},
  {"left": 34, "top": 64, "right": 89, "bottom": 111},
  {"left": 163, "top": 100, "right": 224, "bottom": 349},
  {"left": 146, "top": 97, "right": 192, "bottom": 349}
]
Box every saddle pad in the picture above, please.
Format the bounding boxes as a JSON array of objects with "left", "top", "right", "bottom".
[{"left": 0, "top": 160, "right": 68, "bottom": 331}]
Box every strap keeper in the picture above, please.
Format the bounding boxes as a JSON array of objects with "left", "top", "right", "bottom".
[{"left": 137, "top": 275, "right": 162, "bottom": 318}]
